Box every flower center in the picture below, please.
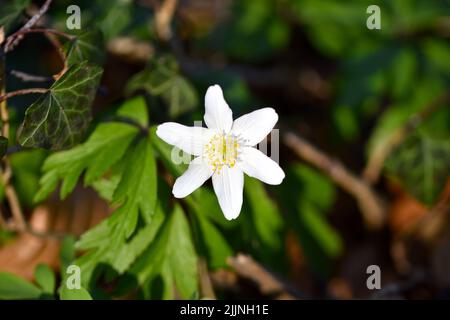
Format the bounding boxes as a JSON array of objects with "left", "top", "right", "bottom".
[{"left": 204, "top": 133, "right": 241, "bottom": 172}]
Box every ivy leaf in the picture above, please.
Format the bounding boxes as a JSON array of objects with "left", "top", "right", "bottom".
[
  {"left": 126, "top": 56, "right": 198, "bottom": 117},
  {"left": 129, "top": 204, "right": 198, "bottom": 299},
  {"left": 0, "top": 0, "right": 30, "bottom": 33},
  {"left": 34, "top": 264, "right": 56, "bottom": 295},
  {"left": 0, "top": 136, "right": 8, "bottom": 158},
  {"left": 386, "top": 134, "right": 450, "bottom": 205},
  {"left": 34, "top": 97, "right": 147, "bottom": 202},
  {"left": 0, "top": 272, "right": 42, "bottom": 299},
  {"left": 18, "top": 62, "right": 103, "bottom": 150},
  {"left": 64, "top": 29, "right": 105, "bottom": 66}
]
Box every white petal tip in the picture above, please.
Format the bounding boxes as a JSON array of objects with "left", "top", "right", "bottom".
[{"left": 223, "top": 211, "right": 240, "bottom": 220}]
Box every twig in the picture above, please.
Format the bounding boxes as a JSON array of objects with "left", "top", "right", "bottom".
[
  {"left": 8, "top": 69, "right": 52, "bottom": 82},
  {"left": 0, "top": 54, "right": 27, "bottom": 231},
  {"left": 20, "top": 0, "right": 52, "bottom": 31},
  {"left": 107, "top": 37, "right": 154, "bottom": 63},
  {"left": 4, "top": 0, "right": 53, "bottom": 52},
  {"left": 227, "top": 254, "right": 298, "bottom": 299},
  {"left": 283, "top": 131, "right": 385, "bottom": 229},
  {"left": 198, "top": 258, "right": 216, "bottom": 299},
  {"left": 0, "top": 88, "right": 48, "bottom": 103},
  {"left": 155, "top": 0, "right": 178, "bottom": 41},
  {"left": 363, "top": 91, "right": 450, "bottom": 184}
]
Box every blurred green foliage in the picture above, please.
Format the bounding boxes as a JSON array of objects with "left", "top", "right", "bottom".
[{"left": 0, "top": 0, "right": 449, "bottom": 300}]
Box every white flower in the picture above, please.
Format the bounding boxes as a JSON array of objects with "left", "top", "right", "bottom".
[{"left": 156, "top": 84, "right": 285, "bottom": 220}]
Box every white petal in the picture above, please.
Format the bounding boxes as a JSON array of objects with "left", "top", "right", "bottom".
[
  {"left": 204, "top": 85, "right": 233, "bottom": 133},
  {"left": 173, "top": 157, "right": 213, "bottom": 198},
  {"left": 231, "top": 108, "right": 278, "bottom": 146},
  {"left": 156, "top": 122, "right": 213, "bottom": 156},
  {"left": 212, "top": 166, "right": 244, "bottom": 220},
  {"left": 238, "top": 147, "right": 285, "bottom": 185}
]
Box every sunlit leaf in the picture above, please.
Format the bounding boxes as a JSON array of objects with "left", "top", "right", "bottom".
[
  {"left": 34, "top": 264, "right": 56, "bottom": 295},
  {"left": 0, "top": 272, "right": 42, "bottom": 299},
  {"left": 59, "top": 286, "right": 92, "bottom": 300}
]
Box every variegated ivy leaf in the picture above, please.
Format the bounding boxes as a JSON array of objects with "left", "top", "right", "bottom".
[{"left": 18, "top": 62, "right": 103, "bottom": 150}]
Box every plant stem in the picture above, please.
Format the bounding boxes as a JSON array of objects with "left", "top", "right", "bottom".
[
  {"left": 0, "top": 47, "right": 27, "bottom": 232},
  {"left": 8, "top": 69, "right": 52, "bottom": 82},
  {"left": 4, "top": 0, "right": 55, "bottom": 52},
  {"left": 283, "top": 131, "right": 386, "bottom": 229},
  {"left": 0, "top": 88, "right": 48, "bottom": 103}
]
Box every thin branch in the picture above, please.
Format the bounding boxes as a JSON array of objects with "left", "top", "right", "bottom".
[
  {"left": 155, "top": 0, "right": 178, "bottom": 41},
  {"left": 283, "top": 131, "right": 386, "bottom": 229},
  {"left": 0, "top": 88, "right": 48, "bottom": 103},
  {"left": 6, "top": 28, "right": 74, "bottom": 46},
  {"left": 363, "top": 91, "right": 450, "bottom": 184},
  {"left": 4, "top": 0, "right": 54, "bottom": 51},
  {"left": 20, "top": 0, "right": 52, "bottom": 31},
  {"left": 8, "top": 69, "right": 52, "bottom": 82},
  {"left": 227, "top": 254, "right": 299, "bottom": 299},
  {"left": 198, "top": 258, "right": 216, "bottom": 299}
]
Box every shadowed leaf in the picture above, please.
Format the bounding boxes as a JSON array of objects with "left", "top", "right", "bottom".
[{"left": 64, "top": 29, "right": 105, "bottom": 65}]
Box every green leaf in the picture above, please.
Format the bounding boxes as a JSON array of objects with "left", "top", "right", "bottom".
[
  {"left": 73, "top": 132, "right": 158, "bottom": 284},
  {"left": 0, "top": 136, "right": 8, "bottom": 158},
  {"left": 34, "top": 97, "right": 148, "bottom": 202},
  {"left": 76, "top": 204, "right": 164, "bottom": 286},
  {"left": 126, "top": 56, "right": 198, "bottom": 117},
  {"left": 64, "top": 29, "right": 105, "bottom": 66},
  {"left": 0, "top": 272, "right": 42, "bottom": 299},
  {"left": 386, "top": 133, "right": 450, "bottom": 205},
  {"left": 244, "top": 177, "right": 283, "bottom": 250},
  {"left": 97, "top": 0, "right": 133, "bottom": 41},
  {"left": 34, "top": 264, "right": 56, "bottom": 295},
  {"left": 59, "top": 286, "right": 92, "bottom": 300},
  {"left": 18, "top": 62, "right": 103, "bottom": 150},
  {"left": 129, "top": 205, "right": 198, "bottom": 299},
  {"left": 0, "top": 0, "right": 30, "bottom": 33},
  {"left": 194, "top": 214, "right": 233, "bottom": 269},
  {"left": 60, "top": 236, "right": 76, "bottom": 275},
  {"left": 111, "top": 136, "right": 158, "bottom": 236},
  {"left": 10, "top": 149, "right": 47, "bottom": 207},
  {"left": 276, "top": 164, "right": 341, "bottom": 276}
]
